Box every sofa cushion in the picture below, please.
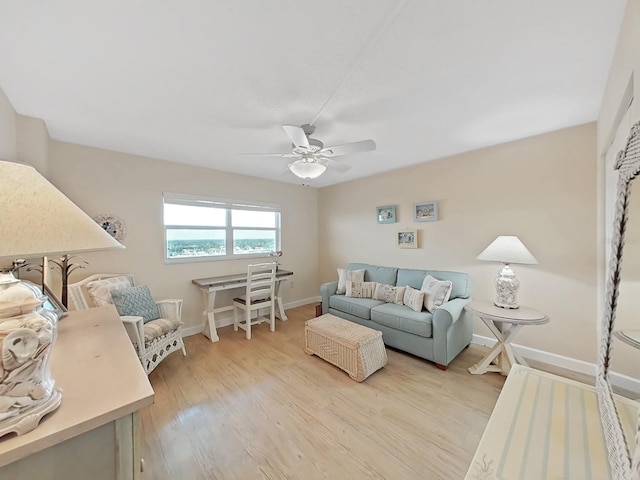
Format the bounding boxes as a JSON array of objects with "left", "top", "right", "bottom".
[
  {"left": 336, "top": 268, "right": 365, "bottom": 294},
  {"left": 421, "top": 275, "right": 453, "bottom": 313},
  {"left": 348, "top": 263, "right": 398, "bottom": 285},
  {"left": 370, "top": 303, "right": 433, "bottom": 338},
  {"left": 330, "top": 295, "right": 384, "bottom": 320},
  {"left": 396, "top": 269, "right": 428, "bottom": 290},
  {"left": 373, "top": 283, "right": 406, "bottom": 305},
  {"left": 346, "top": 281, "right": 376, "bottom": 298}
]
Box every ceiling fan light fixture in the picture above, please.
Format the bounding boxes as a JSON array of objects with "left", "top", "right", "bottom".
[{"left": 288, "top": 159, "right": 327, "bottom": 179}]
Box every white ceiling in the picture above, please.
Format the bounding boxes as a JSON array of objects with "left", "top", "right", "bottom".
[{"left": 0, "top": 1, "right": 628, "bottom": 187}]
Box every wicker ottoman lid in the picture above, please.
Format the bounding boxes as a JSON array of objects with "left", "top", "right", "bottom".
[{"left": 306, "top": 314, "right": 382, "bottom": 348}]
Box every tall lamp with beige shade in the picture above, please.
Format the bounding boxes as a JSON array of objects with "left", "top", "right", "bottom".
[
  {"left": 0, "top": 160, "right": 123, "bottom": 436},
  {"left": 476, "top": 235, "right": 538, "bottom": 309}
]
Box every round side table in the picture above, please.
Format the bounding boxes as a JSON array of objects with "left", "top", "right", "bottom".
[{"left": 466, "top": 300, "right": 549, "bottom": 376}]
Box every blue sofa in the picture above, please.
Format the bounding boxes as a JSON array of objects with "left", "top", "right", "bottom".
[{"left": 320, "top": 262, "right": 473, "bottom": 369}]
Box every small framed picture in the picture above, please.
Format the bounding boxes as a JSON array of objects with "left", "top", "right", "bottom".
[
  {"left": 397, "top": 229, "right": 418, "bottom": 249},
  {"left": 413, "top": 201, "right": 439, "bottom": 222},
  {"left": 376, "top": 205, "right": 397, "bottom": 224}
]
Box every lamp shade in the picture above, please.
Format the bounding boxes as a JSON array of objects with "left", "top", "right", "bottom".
[
  {"left": 0, "top": 160, "right": 123, "bottom": 262},
  {"left": 288, "top": 159, "right": 327, "bottom": 179},
  {"left": 0, "top": 160, "right": 125, "bottom": 438},
  {"left": 476, "top": 235, "right": 538, "bottom": 265}
]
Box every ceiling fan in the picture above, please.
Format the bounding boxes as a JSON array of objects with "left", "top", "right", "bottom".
[{"left": 243, "top": 124, "right": 376, "bottom": 181}]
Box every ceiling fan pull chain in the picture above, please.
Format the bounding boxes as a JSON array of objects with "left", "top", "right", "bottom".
[{"left": 309, "top": 0, "right": 410, "bottom": 127}]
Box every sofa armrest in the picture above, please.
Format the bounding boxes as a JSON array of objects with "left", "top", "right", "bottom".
[
  {"left": 433, "top": 298, "right": 470, "bottom": 328},
  {"left": 320, "top": 281, "right": 338, "bottom": 314},
  {"left": 432, "top": 297, "right": 472, "bottom": 366},
  {"left": 156, "top": 299, "right": 183, "bottom": 323}
]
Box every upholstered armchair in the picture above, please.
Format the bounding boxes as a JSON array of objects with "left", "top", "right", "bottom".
[{"left": 67, "top": 274, "right": 186, "bottom": 374}]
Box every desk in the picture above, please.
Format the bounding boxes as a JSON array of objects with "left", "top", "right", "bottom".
[
  {"left": 192, "top": 269, "right": 293, "bottom": 342},
  {"left": 466, "top": 300, "right": 549, "bottom": 376}
]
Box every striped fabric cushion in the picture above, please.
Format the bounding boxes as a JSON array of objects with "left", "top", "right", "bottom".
[
  {"left": 143, "top": 317, "right": 182, "bottom": 345},
  {"left": 403, "top": 286, "right": 425, "bottom": 312}
]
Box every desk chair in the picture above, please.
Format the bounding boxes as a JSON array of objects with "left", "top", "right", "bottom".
[{"left": 233, "top": 262, "right": 277, "bottom": 339}]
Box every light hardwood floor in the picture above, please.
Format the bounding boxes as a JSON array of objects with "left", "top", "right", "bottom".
[{"left": 141, "top": 304, "right": 507, "bottom": 479}]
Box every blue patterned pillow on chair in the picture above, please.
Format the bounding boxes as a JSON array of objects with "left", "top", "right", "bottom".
[{"left": 111, "top": 285, "right": 160, "bottom": 323}]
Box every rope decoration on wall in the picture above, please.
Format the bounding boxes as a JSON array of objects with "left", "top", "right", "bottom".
[{"left": 597, "top": 120, "right": 640, "bottom": 480}]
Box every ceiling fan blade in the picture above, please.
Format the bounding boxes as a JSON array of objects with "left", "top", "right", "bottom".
[
  {"left": 282, "top": 125, "right": 310, "bottom": 149},
  {"left": 322, "top": 139, "right": 376, "bottom": 157},
  {"left": 324, "top": 157, "right": 351, "bottom": 173},
  {"left": 238, "top": 152, "right": 297, "bottom": 157}
]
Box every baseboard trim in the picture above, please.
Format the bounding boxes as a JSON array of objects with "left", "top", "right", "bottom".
[
  {"left": 286, "top": 296, "right": 321, "bottom": 310},
  {"left": 181, "top": 297, "right": 321, "bottom": 338},
  {"left": 472, "top": 334, "right": 640, "bottom": 395}
]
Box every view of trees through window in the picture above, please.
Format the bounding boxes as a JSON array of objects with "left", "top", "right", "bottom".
[{"left": 163, "top": 196, "right": 280, "bottom": 260}]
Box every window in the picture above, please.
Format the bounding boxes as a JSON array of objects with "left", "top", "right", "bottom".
[{"left": 163, "top": 193, "right": 281, "bottom": 262}]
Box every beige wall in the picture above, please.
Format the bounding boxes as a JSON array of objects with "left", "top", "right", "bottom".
[
  {"left": 0, "top": 86, "right": 50, "bottom": 174},
  {"left": 47, "top": 141, "right": 319, "bottom": 332},
  {"left": 0, "top": 86, "right": 17, "bottom": 161},
  {"left": 16, "top": 115, "right": 50, "bottom": 176},
  {"left": 597, "top": 0, "right": 640, "bottom": 376},
  {"left": 319, "top": 124, "right": 607, "bottom": 372}
]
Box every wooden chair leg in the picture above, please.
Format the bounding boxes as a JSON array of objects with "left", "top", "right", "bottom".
[
  {"left": 233, "top": 305, "right": 239, "bottom": 332},
  {"left": 269, "top": 302, "right": 275, "bottom": 332},
  {"left": 245, "top": 309, "right": 251, "bottom": 340}
]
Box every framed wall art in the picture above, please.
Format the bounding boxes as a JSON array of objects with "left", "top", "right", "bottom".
[
  {"left": 376, "top": 205, "right": 397, "bottom": 224},
  {"left": 413, "top": 201, "right": 439, "bottom": 222},
  {"left": 397, "top": 229, "right": 417, "bottom": 249}
]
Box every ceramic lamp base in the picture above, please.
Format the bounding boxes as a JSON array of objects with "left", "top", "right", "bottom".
[{"left": 494, "top": 264, "right": 520, "bottom": 309}]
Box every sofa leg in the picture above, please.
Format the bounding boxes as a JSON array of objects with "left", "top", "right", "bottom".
[{"left": 436, "top": 364, "right": 448, "bottom": 371}]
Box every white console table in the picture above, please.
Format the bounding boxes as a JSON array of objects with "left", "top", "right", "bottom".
[
  {"left": 0, "top": 305, "right": 154, "bottom": 480},
  {"left": 192, "top": 269, "right": 293, "bottom": 342}
]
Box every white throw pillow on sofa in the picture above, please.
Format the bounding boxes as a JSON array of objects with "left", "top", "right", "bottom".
[
  {"left": 345, "top": 281, "right": 377, "bottom": 298},
  {"left": 421, "top": 275, "right": 453, "bottom": 313},
  {"left": 373, "top": 283, "right": 406, "bottom": 305},
  {"left": 336, "top": 268, "right": 365, "bottom": 294},
  {"left": 403, "top": 286, "right": 425, "bottom": 312}
]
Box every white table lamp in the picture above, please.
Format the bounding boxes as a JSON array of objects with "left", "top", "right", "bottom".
[
  {"left": 0, "top": 160, "right": 123, "bottom": 437},
  {"left": 477, "top": 235, "right": 538, "bottom": 309}
]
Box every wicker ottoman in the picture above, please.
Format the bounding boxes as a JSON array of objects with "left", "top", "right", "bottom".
[{"left": 304, "top": 314, "right": 387, "bottom": 382}]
